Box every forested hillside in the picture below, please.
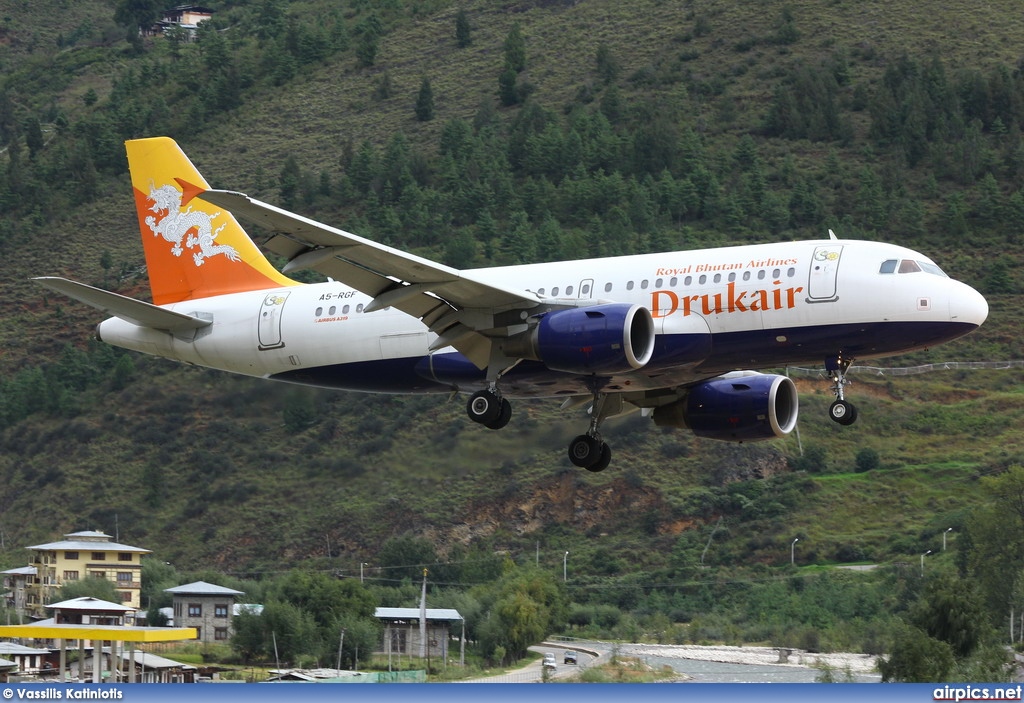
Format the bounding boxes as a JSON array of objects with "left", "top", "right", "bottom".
[{"left": 1, "top": 0, "right": 1024, "bottom": 680}]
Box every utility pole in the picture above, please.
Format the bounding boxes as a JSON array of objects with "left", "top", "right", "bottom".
[
  {"left": 337, "top": 628, "right": 345, "bottom": 671},
  {"left": 419, "top": 569, "right": 428, "bottom": 660}
]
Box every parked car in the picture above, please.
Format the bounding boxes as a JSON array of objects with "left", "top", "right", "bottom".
[
  {"left": 542, "top": 653, "right": 557, "bottom": 670},
  {"left": 563, "top": 650, "right": 578, "bottom": 665}
]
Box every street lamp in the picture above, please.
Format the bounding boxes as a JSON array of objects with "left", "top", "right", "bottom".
[
  {"left": 943, "top": 528, "right": 953, "bottom": 551},
  {"left": 360, "top": 562, "right": 368, "bottom": 583},
  {"left": 563, "top": 551, "right": 569, "bottom": 582},
  {"left": 921, "top": 550, "right": 932, "bottom": 576},
  {"left": 791, "top": 538, "right": 799, "bottom": 566}
]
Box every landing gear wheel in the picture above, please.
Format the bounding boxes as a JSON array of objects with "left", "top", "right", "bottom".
[
  {"left": 585, "top": 443, "right": 612, "bottom": 473},
  {"left": 485, "top": 398, "right": 513, "bottom": 430},
  {"left": 829, "top": 399, "right": 858, "bottom": 426},
  {"left": 568, "top": 434, "right": 608, "bottom": 470},
  {"left": 467, "top": 389, "right": 502, "bottom": 426}
]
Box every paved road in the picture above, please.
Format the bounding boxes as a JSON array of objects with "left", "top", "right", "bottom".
[{"left": 461, "top": 642, "right": 602, "bottom": 683}]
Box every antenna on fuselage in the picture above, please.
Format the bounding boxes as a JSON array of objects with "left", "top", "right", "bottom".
[{"left": 828, "top": 229, "right": 838, "bottom": 240}]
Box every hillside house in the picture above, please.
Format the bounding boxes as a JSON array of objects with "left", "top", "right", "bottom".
[
  {"left": 1, "top": 566, "right": 36, "bottom": 620},
  {"left": 148, "top": 5, "right": 214, "bottom": 37},
  {"left": 0, "top": 642, "right": 51, "bottom": 677},
  {"left": 24, "top": 531, "right": 149, "bottom": 618},
  {"left": 48, "top": 596, "right": 135, "bottom": 626},
  {"left": 0, "top": 657, "right": 15, "bottom": 683},
  {"left": 118, "top": 651, "right": 197, "bottom": 683},
  {"left": 374, "top": 607, "right": 464, "bottom": 664},
  {"left": 165, "top": 581, "right": 244, "bottom": 644}
]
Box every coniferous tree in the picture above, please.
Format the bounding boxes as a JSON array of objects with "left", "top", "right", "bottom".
[
  {"left": 595, "top": 43, "right": 619, "bottom": 85},
  {"left": 415, "top": 76, "right": 434, "bottom": 121},
  {"left": 24, "top": 117, "right": 43, "bottom": 159},
  {"left": 114, "top": 0, "right": 162, "bottom": 33},
  {"left": 503, "top": 24, "right": 526, "bottom": 73},
  {"left": 455, "top": 9, "right": 472, "bottom": 48},
  {"left": 279, "top": 154, "right": 301, "bottom": 209},
  {"left": 498, "top": 67, "right": 519, "bottom": 107}
]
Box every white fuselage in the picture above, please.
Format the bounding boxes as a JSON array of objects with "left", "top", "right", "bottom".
[{"left": 96, "top": 239, "right": 988, "bottom": 397}]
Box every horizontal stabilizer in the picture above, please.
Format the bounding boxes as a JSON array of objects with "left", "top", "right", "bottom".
[{"left": 33, "top": 277, "right": 212, "bottom": 334}]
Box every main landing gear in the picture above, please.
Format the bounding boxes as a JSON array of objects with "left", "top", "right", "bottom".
[
  {"left": 465, "top": 387, "right": 615, "bottom": 472},
  {"left": 466, "top": 388, "right": 512, "bottom": 429},
  {"left": 826, "top": 355, "right": 858, "bottom": 426}
]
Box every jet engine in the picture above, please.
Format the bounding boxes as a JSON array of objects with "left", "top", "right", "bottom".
[
  {"left": 503, "top": 303, "right": 655, "bottom": 375},
  {"left": 651, "top": 372, "right": 799, "bottom": 442}
]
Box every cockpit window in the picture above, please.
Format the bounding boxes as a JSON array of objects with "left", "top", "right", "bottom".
[
  {"left": 880, "top": 258, "right": 948, "bottom": 277},
  {"left": 919, "top": 261, "right": 948, "bottom": 277}
]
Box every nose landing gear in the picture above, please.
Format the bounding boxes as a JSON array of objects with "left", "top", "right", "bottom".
[{"left": 826, "top": 355, "right": 858, "bottom": 426}]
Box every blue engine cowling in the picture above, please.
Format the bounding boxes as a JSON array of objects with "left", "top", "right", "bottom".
[
  {"left": 518, "top": 303, "right": 655, "bottom": 375},
  {"left": 652, "top": 372, "right": 799, "bottom": 442}
]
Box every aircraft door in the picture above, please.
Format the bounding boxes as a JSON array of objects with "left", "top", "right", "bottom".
[
  {"left": 258, "top": 291, "right": 290, "bottom": 350},
  {"left": 577, "top": 279, "right": 595, "bottom": 299},
  {"left": 807, "top": 245, "right": 843, "bottom": 302}
]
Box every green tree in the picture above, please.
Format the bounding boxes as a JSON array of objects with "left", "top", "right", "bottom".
[
  {"left": 355, "top": 14, "right": 382, "bottom": 67},
  {"left": 879, "top": 623, "right": 954, "bottom": 682},
  {"left": 968, "top": 466, "right": 1024, "bottom": 618},
  {"left": 498, "top": 67, "right": 519, "bottom": 107},
  {"left": 24, "top": 117, "right": 44, "bottom": 159},
  {"left": 378, "top": 535, "right": 439, "bottom": 581},
  {"left": 911, "top": 572, "right": 989, "bottom": 659},
  {"left": 477, "top": 567, "right": 567, "bottom": 662},
  {"left": 415, "top": 76, "right": 434, "bottom": 122},
  {"left": 595, "top": 43, "right": 619, "bottom": 84},
  {"left": 57, "top": 577, "right": 120, "bottom": 603},
  {"left": 854, "top": 447, "right": 880, "bottom": 473},
  {"left": 279, "top": 154, "right": 301, "bottom": 209},
  {"left": 503, "top": 24, "right": 526, "bottom": 73},
  {"left": 114, "top": 0, "right": 161, "bottom": 32},
  {"left": 278, "top": 571, "right": 376, "bottom": 628},
  {"left": 455, "top": 9, "right": 472, "bottom": 48},
  {"left": 282, "top": 388, "right": 317, "bottom": 432}
]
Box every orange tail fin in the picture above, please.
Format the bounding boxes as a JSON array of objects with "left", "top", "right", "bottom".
[{"left": 126, "top": 137, "right": 298, "bottom": 305}]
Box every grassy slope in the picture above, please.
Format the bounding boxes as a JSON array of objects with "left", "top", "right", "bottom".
[{"left": 0, "top": 0, "right": 1022, "bottom": 578}]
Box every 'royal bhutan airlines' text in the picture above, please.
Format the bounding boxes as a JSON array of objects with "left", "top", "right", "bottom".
[{"left": 651, "top": 280, "right": 805, "bottom": 318}]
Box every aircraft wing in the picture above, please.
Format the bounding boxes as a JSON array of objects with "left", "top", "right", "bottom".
[
  {"left": 33, "top": 277, "right": 211, "bottom": 337},
  {"left": 199, "top": 189, "right": 541, "bottom": 367}
]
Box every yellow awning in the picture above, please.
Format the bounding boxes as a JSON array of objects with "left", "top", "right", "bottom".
[{"left": 0, "top": 624, "right": 196, "bottom": 642}]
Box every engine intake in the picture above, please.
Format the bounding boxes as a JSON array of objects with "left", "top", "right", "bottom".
[
  {"left": 652, "top": 372, "right": 799, "bottom": 442},
  {"left": 504, "top": 303, "right": 655, "bottom": 375}
]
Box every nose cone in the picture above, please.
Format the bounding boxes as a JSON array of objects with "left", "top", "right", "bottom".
[{"left": 951, "top": 282, "right": 989, "bottom": 329}]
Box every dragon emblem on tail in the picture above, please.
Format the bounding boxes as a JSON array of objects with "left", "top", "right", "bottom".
[{"left": 145, "top": 183, "right": 240, "bottom": 266}]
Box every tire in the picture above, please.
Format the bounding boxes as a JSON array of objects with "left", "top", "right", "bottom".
[
  {"left": 828, "top": 400, "right": 858, "bottom": 426},
  {"left": 485, "top": 398, "right": 513, "bottom": 430},
  {"left": 568, "top": 434, "right": 603, "bottom": 469},
  {"left": 467, "top": 389, "right": 502, "bottom": 426},
  {"left": 585, "top": 443, "right": 612, "bottom": 472}
]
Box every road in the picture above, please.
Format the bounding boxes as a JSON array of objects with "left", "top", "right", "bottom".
[{"left": 461, "top": 641, "right": 603, "bottom": 683}]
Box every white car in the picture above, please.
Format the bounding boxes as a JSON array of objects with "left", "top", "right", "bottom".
[{"left": 542, "top": 653, "right": 557, "bottom": 671}]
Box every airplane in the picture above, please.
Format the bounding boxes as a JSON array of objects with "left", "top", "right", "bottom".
[{"left": 35, "top": 137, "right": 989, "bottom": 472}]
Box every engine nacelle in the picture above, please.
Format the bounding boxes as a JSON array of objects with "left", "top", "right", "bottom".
[
  {"left": 652, "top": 372, "right": 799, "bottom": 442},
  {"left": 504, "top": 303, "right": 655, "bottom": 375}
]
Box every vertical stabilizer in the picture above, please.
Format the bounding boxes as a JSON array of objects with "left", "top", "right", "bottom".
[{"left": 125, "top": 137, "right": 298, "bottom": 305}]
